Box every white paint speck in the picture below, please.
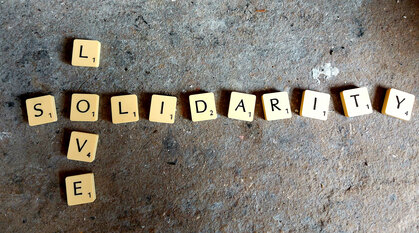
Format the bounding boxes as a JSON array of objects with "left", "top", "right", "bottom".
[
  {"left": 0, "top": 132, "right": 11, "bottom": 140},
  {"left": 312, "top": 63, "right": 339, "bottom": 84}
]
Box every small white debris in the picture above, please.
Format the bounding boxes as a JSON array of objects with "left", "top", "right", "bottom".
[
  {"left": 0, "top": 132, "right": 11, "bottom": 140},
  {"left": 312, "top": 63, "right": 340, "bottom": 84}
]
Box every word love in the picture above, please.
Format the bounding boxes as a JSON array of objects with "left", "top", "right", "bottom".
[{"left": 26, "top": 88, "right": 415, "bottom": 127}]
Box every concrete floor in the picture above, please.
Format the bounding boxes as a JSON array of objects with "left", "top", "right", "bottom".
[{"left": 0, "top": 0, "right": 418, "bottom": 232}]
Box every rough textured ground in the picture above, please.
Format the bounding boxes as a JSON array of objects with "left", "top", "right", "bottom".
[{"left": 0, "top": 0, "right": 418, "bottom": 232}]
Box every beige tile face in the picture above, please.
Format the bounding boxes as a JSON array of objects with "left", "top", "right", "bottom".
[
  {"left": 70, "top": 94, "right": 99, "bottom": 122},
  {"left": 65, "top": 173, "right": 96, "bottom": 206},
  {"left": 262, "top": 92, "right": 292, "bottom": 121},
  {"left": 110, "top": 94, "right": 139, "bottom": 124},
  {"left": 26, "top": 95, "right": 58, "bottom": 126},
  {"left": 71, "top": 39, "right": 101, "bottom": 67},
  {"left": 149, "top": 95, "right": 177, "bottom": 124},
  {"left": 300, "top": 90, "right": 330, "bottom": 121},
  {"left": 228, "top": 92, "right": 256, "bottom": 122},
  {"left": 382, "top": 88, "right": 415, "bottom": 121},
  {"left": 340, "top": 87, "right": 372, "bottom": 117},
  {"left": 67, "top": 131, "right": 99, "bottom": 163},
  {"left": 189, "top": 93, "right": 217, "bottom": 122}
]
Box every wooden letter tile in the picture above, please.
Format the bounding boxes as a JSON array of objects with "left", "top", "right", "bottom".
[
  {"left": 340, "top": 87, "right": 372, "bottom": 117},
  {"left": 262, "top": 92, "right": 292, "bottom": 121},
  {"left": 70, "top": 93, "right": 99, "bottom": 122},
  {"left": 110, "top": 94, "right": 139, "bottom": 124},
  {"left": 189, "top": 93, "right": 217, "bottom": 122},
  {"left": 71, "top": 39, "right": 101, "bottom": 67},
  {"left": 67, "top": 131, "right": 99, "bottom": 163},
  {"left": 149, "top": 94, "right": 177, "bottom": 124},
  {"left": 382, "top": 88, "right": 415, "bottom": 121},
  {"left": 65, "top": 173, "right": 96, "bottom": 206},
  {"left": 300, "top": 90, "right": 330, "bottom": 120},
  {"left": 228, "top": 92, "right": 256, "bottom": 122},
  {"left": 26, "top": 95, "right": 58, "bottom": 126}
]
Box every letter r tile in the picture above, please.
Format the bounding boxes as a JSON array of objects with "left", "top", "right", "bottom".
[{"left": 261, "top": 92, "right": 292, "bottom": 121}]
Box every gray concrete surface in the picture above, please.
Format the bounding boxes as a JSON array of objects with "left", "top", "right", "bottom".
[{"left": 0, "top": 0, "right": 418, "bottom": 232}]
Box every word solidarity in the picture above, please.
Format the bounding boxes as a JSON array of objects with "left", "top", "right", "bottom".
[
  {"left": 28, "top": 39, "right": 416, "bottom": 206},
  {"left": 25, "top": 88, "right": 415, "bottom": 127}
]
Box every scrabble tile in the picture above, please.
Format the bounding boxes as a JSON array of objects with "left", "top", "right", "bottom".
[
  {"left": 149, "top": 95, "right": 177, "bottom": 124},
  {"left": 110, "top": 94, "right": 139, "bottom": 124},
  {"left": 65, "top": 173, "right": 96, "bottom": 206},
  {"left": 189, "top": 93, "right": 217, "bottom": 122},
  {"left": 382, "top": 88, "right": 415, "bottom": 121},
  {"left": 25, "top": 95, "right": 58, "bottom": 126},
  {"left": 300, "top": 90, "right": 330, "bottom": 120},
  {"left": 228, "top": 92, "right": 256, "bottom": 122},
  {"left": 71, "top": 39, "right": 101, "bottom": 67},
  {"left": 67, "top": 131, "right": 99, "bottom": 163},
  {"left": 70, "top": 94, "right": 99, "bottom": 122},
  {"left": 340, "top": 87, "right": 372, "bottom": 117},
  {"left": 261, "top": 92, "right": 292, "bottom": 121}
]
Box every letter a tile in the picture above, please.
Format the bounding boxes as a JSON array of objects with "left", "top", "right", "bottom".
[{"left": 228, "top": 92, "right": 256, "bottom": 122}]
